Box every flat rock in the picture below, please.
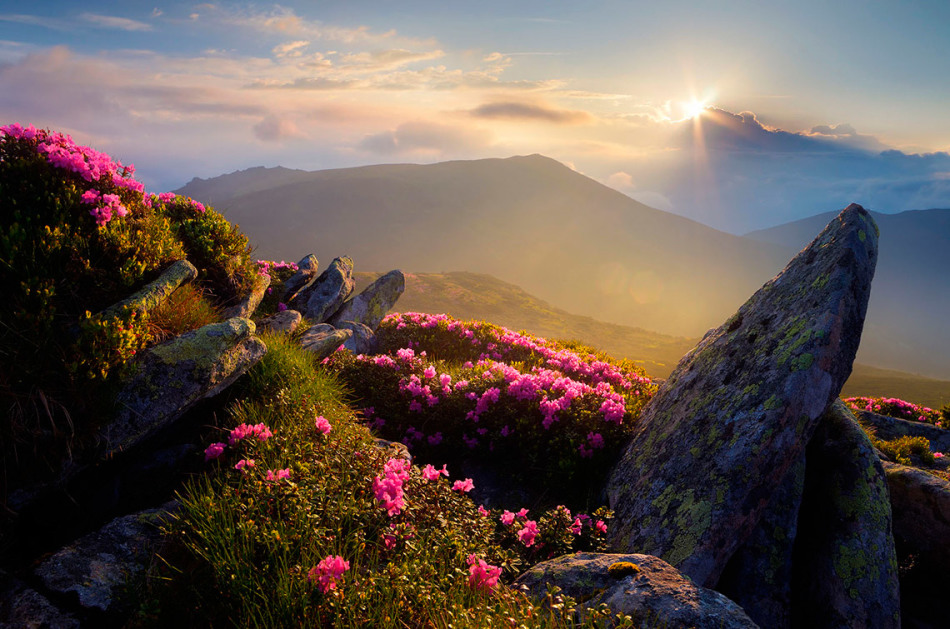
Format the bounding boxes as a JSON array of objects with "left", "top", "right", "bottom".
[
  {"left": 280, "top": 254, "right": 319, "bottom": 303},
  {"left": 105, "top": 318, "right": 266, "bottom": 455},
  {"left": 221, "top": 270, "right": 270, "bottom": 319},
  {"left": 258, "top": 309, "right": 302, "bottom": 335},
  {"left": 328, "top": 269, "right": 405, "bottom": 331},
  {"left": 606, "top": 204, "right": 878, "bottom": 586},
  {"left": 34, "top": 504, "right": 175, "bottom": 615},
  {"left": 515, "top": 553, "right": 759, "bottom": 629},
  {"left": 299, "top": 323, "right": 352, "bottom": 360},
  {"left": 858, "top": 410, "right": 950, "bottom": 454},
  {"left": 338, "top": 320, "right": 377, "bottom": 354},
  {"left": 790, "top": 400, "right": 900, "bottom": 628},
  {"left": 290, "top": 256, "right": 355, "bottom": 323},
  {"left": 99, "top": 259, "right": 197, "bottom": 320}
]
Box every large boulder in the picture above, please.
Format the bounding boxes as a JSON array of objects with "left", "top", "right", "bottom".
[
  {"left": 290, "top": 256, "right": 355, "bottom": 323},
  {"left": 104, "top": 318, "right": 266, "bottom": 455},
  {"left": 280, "top": 254, "right": 319, "bottom": 303},
  {"left": 338, "top": 320, "right": 377, "bottom": 355},
  {"left": 789, "top": 401, "right": 900, "bottom": 628},
  {"left": 33, "top": 505, "right": 175, "bottom": 617},
  {"left": 515, "top": 553, "right": 759, "bottom": 629},
  {"left": 299, "top": 324, "right": 352, "bottom": 360},
  {"left": 328, "top": 269, "right": 405, "bottom": 331},
  {"left": 258, "top": 309, "right": 303, "bottom": 335},
  {"left": 98, "top": 259, "right": 197, "bottom": 320},
  {"left": 606, "top": 204, "right": 878, "bottom": 586},
  {"left": 221, "top": 270, "right": 270, "bottom": 320}
]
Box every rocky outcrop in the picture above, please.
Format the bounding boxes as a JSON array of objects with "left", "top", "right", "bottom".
[
  {"left": 99, "top": 260, "right": 197, "bottom": 320},
  {"left": 515, "top": 553, "right": 759, "bottom": 629},
  {"left": 0, "top": 573, "right": 80, "bottom": 629},
  {"left": 105, "top": 318, "right": 266, "bottom": 455},
  {"left": 884, "top": 462, "right": 950, "bottom": 566},
  {"left": 280, "top": 254, "right": 319, "bottom": 303},
  {"left": 291, "top": 256, "right": 355, "bottom": 323},
  {"left": 790, "top": 401, "right": 900, "bottom": 628},
  {"left": 606, "top": 204, "right": 878, "bottom": 587},
  {"left": 858, "top": 410, "right": 950, "bottom": 453},
  {"left": 221, "top": 271, "right": 270, "bottom": 320},
  {"left": 328, "top": 269, "right": 405, "bottom": 331},
  {"left": 300, "top": 323, "right": 352, "bottom": 360},
  {"left": 258, "top": 309, "right": 302, "bottom": 335},
  {"left": 34, "top": 505, "right": 174, "bottom": 616}
]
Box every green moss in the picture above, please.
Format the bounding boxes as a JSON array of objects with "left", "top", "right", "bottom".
[
  {"left": 764, "top": 395, "right": 783, "bottom": 411},
  {"left": 660, "top": 489, "right": 713, "bottom": 567},
  {"left": 858, "top": 230, "right": 867, "bottom": 242},
  {"left": 790, "top": 353, "right": 814, "bottom": 372},
  {"left": 150, "top": 318, "right": 255, "bottom": 371},
  {"left": 811, "top": 273, "right": 830, "bottom": 289},
  {"left": 607, "top": 562, "right": 640, "bottom": 579}
]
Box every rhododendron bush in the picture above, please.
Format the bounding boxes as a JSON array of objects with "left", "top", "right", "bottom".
[{"left": 326, "top": 311, "right": 657, "bottom": 506}]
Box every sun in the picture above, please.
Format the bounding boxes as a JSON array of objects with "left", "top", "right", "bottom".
[{"left": 682, "top": 99, "right": 708, "bottom": 120}]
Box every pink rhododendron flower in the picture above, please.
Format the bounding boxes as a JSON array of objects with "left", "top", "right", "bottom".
[
  {"left": 315, "top": 415, "right": 332, "bottom": 435},
  {"left": 427, "top": 432, "right": 443, "bottom": 446},
  {"left": 423, "top": 366, "right": 436, "bottom": 379},
  {"left": 517, "top": 520, "right": 539, "bottom": 547},
  {"left": 308, "top": 555, "right": 350, "bottom": 593},
  {"left": 422, "top": 463, "right": 449, "bottom": 481},
  {"left": 204, "top": 442, "right": 226, "bottom": 461},
  {"left": 570, "top": 518, "right": 584, "bottom": 535},
  {"left": 935, "top": 452, "right": 945, "bottom": 459},
  {"left": 467, "top": 554, "right": 502, "bottom": 591},
  {"left": 595, "top": 520, "right": 608, "bottom": 534},
  {"left": 500, "top": 510, "right": 516, "bottom": 526},
  {"left": 229, "top": 422, "right": 273, "bottom": 445},
  {"left": 234, "top": 458, "right": 254, "bottom": 472},
  {"left": 478, "top": 505, "right": 489, "bottom": 517},
  {"left": 452, "top": 478, "right": 475, "bottom": 493},
  {"left": 373, "top": 457, "right": 410, "bottom": 516}
]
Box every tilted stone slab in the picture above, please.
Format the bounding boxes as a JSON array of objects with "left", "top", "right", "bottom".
[
  {"left": 221, "top": 271, "right": 270, "bottom": 320},
  {"left": 606, "top": 204, "right": 878, "bottom": 587},
  {"left": 300, "top": 324, "right": 352, "bottom": 360},
  {"left": 105, "top": 318, "right": 266, "bottom": 455},
  {"left": 258, "top": 309, "right": 303, "bottom": 335},
  {"left": 716, "top": 457, "right": 805, "bottom": 629},
  {"left": 328, "top": 269, "right": 405, "bottom": 331},
  {"left": 290, "top": 256, "right": 355, "bottom": 324},
  {"left": 515, "top": 553, "right": 759, "bottom": 629},
  {"left": 34, "top": 505, "right": 175, "bottom": 616},
  {"left": 280, "top": 253, "right": 319, "bottom": 303},
  {"left": 98, "top": 259, "right": 197, "bottom": 320},
  {"left": 790, "top": 401, "right": 900, "bottom": 628}
]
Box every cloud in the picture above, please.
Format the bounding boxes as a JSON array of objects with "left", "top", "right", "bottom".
[
  {"left": 80, "top": 13, "right": 152, "bottom": 32},
  {"left": 358, "top": 121, "right": 492, "bottom": 156},
  {"left": 469, "top": 101, "right": 591, "bottom": 124},
  {"left": 253, "top": 115, "right": 303, "bottom": 142},
  {"left": 272, "top": 40, "right": 310, "bottom": 59},
  {"left": 606, "top": 171, "right": 635, "bottom": 192},
  {"left": 0, "top": 13, "right": 69, "bottom": 30},
  {"left": 336, "top": 48, "right": 446, "bottom": 72}
]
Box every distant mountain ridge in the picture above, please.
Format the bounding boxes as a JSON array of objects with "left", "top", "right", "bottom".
[{"left": 176, "top": 155, "right": 950, "bottom": 380}]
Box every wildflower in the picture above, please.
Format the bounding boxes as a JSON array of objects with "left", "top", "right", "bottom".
[
  {"left": 427, "top": 432, "right": 443, "bottom": 446},
  {"left": 315, "top": 415, "right": 332, "bottom": 435},
  {"left": 478, "top": 505, "right": 489, "bottom": 517},
  {"left": 234, "top": 458, "right": 254, "bottom": 472},
  {"left": 423, "top": 365, "right": 437, "bottom": 379},
  {"left": 422, "top": 463, "right": 449, "bottom": 481},
  {"left": 500, "top": 511, "right": 516, "bottom": 526},
  {"left": 467, "top": 554, "right": 502, "bottom": 592},
  {"left": 373, "top": 457, "right": 410, "bottom": 516},
  {"left": 570, "top": 518, "right": 584, "bottom": 535},
  {"left": 266, "top": 468, "right": 291, "bottom": 481},
  {"left": 204, "top": 442, "right": 226, "bottom": 461},
  {"left": 936, "top": 452, "right": 946, "bottom": 459},
  {"left": 308, "top": 555, "right": 350, "bottom": 594},
  {"left": 595, "top": 520, "right": 608, "bottom": 534},
  {"left": 277, "top": 302, "right": 288, "bottom": 312},
  {"left": 517, "top": 520, "right": 539, "bottom": 547},
  {"left": 452, "top": 478, "right": 475, "bottom": 493}
]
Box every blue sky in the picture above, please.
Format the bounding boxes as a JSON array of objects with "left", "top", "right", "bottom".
[{"left": 2, "top": 1, "right": 949, "bottom": 232}]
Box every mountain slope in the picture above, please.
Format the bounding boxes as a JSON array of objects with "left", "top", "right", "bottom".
[
  {"left": 747, "top": 209, "right": 950, "bottom": 378},
  {"left": 178, "top": 155, "right": 788, "bottom": 338}
]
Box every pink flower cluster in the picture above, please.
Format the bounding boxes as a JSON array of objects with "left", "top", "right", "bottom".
[
  {"left": 373, "top": 457, "right": 411, "bottom": 516},
  {"left": 466, "top": 554, "right": 502, "bottom": 591},
  {"left": 256, "top": 259, "right": 300, "bottom": 277},
  {"left": 308, "top": 555, "right": 350, "bottom": 594},
  {"left": 844, "top": 396, "right": 939, "bottom": 424},
  {"left": 229, "top": 422, "right": 273, "bottom": 445},
  {"left": 265, "top": 468, "right": 291, "bottom": 481},
  {"left": 422, "top": 464, "right": 449, "bottom": 481},
  {"left": 315, "top": 415, "right": 332, "bottom": 435}
]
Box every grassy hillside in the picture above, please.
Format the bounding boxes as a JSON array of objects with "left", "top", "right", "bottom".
[{"left": 356, "top": 271, "right": 950, "bottom": 408}]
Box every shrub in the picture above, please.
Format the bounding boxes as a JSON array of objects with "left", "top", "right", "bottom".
[{"left": 844, "top": 396, "right": 942, "bottom": 427}]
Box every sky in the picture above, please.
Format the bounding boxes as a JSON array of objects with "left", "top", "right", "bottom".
[{"left": 1, "top": 0, "right": 949, "bottom": 232}]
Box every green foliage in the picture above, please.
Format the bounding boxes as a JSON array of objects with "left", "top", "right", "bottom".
[{"left": 871, "top": 435, "right": 935, "bottom": 467}]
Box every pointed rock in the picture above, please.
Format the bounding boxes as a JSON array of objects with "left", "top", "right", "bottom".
[
  {"left": 99, "top": 259, "right": 197, "bottom": 320},
  {"left": 280, "top": 254, "right": 319, "bottom": 303},
  {"left": 606, "top": 204, "right": 878, "bottom": 586},
  {"left": 221, "top": 271, "right": 270, "bottom": 319},
  {"left": 290, "top": 256, "right": 355, "bottom": 323},
  {"left": 328, "top": 269, "right": 405, "bottom": 331},
  {"left": 790, "top": 400, "right": 900, "bottom": 628},
  {"left": 515, "top": 553, "right": 759, "bottom": 629},
  {"left": 299, "top": 324, "right": 352, "bottom": 360},
  {"left": 105, "top": 318, "right": 266, "bottom": 455}
]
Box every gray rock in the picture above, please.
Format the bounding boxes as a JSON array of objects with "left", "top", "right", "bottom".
[
  {"left": 515, "top": 553, "right": 759, "bottom": 629},
  {"left": 858, "top": 409, "right": 950, "bottom": 453},
  {"left": 338, "top": 320, "right": 377, "bottom": 354},
  {"left": 290, "top": 256, "right": 355, "bottom": 323},
  {"left": 717, "top": 457, "right": 806, "bottom": 629},
  {"left": 328, "top": 269, "right": 405, "bottom": 331},
  {"left": 258, "top": 309, "right": 302, "bottom": 335},
  {"left": 883, "top": 461, "right": 950, "bottom": 567},
  {"left": 790, "top": 400, "right": 900, "bottom": 628},
  {"left": 105, "top": 318, "right": 266, "bottom": 455},
  {"left": 33, "top": 505, "right": 175, "bottom": 615},
  {"left": 606, "top": 204, "right": 878, "bottom": 587},
  {"left": 221, "top": 271, "right": 270, "bottom": 319},
  {"left": 99, "top": 259, "right": 197, "bottom": 320},
  {"left": 280, "top": 254, "right": 319, "bottom": 303},
  {"left": 299, "top": 323, "right": 352, "bottom": 360},
  {"left": 0, "top": 574, "right": 79, "bottom": 629}
]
